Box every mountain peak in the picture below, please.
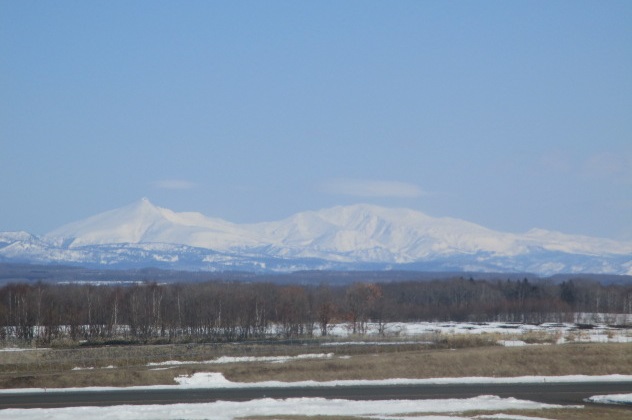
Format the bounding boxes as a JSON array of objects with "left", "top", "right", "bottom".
[
  {"left": 17, "top": 200, "right": 631, "bottom": 275},
  {"left": 0, "top": 231, "right": 38, "bottom": 243},
  {"left": 131, "top": 196, "right": 160, "bottom": 211},
  {"left": 44, "top": 198, "right": 168, "bottom": 247}
]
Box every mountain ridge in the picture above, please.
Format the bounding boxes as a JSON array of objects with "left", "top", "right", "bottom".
[{"left": 2, "top": 198, "right": 631, "bottom": 275}]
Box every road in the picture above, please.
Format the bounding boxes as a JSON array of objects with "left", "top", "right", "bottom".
[{"left": 0, "top": 382, "right": 631, "bottom": 409}]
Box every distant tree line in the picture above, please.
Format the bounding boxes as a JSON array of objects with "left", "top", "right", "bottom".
[{"left": 0, "top": 277, "right": 630, "bottom": 345}]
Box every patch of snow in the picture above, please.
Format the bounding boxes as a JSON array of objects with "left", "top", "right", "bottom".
[
  {"left": 147, "top": 353, "right": 333, "bottom": 366},
  {"left": 321, "top": 341, "right": 430, "bottom": 346},
  {"left": 0, "top": 396, "right": 576, "bottom": 420},
  {"left": 321, "top": 320, "right": 632, "bottom": 344},
  {"left": 0, "top": 347, "right": 50, "bottom": 352},
  {"left": 586, "top": 393, "right": 632, "bottom": 405},
  {"left": 498, "top": 340, "right": 528, "bottom": 347},
  {"left": 474, "top": 415, "right": 554, "bottom": 420},
  {"left": 171, "top": 372, "right": 632, "bottom": 389}
]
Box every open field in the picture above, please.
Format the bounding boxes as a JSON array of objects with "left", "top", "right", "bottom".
[
  {"left": 239, "top": 407, "right": 632, "bottom": 420},
  {"left": 1, "top": 338, "right": 631, "bottom": 388},
  {"left": 1, "top": 322, "right": 630, "bottom": 418},
  {"left": 239, "top": 406, "right": 632, "bottom": 420}
]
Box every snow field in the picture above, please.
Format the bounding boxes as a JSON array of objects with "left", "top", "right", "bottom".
[
  {"left": 585, "top": 393, "right": 632, "bottom": 406},
  {"left": 173, "top": 372, "right": 632, "bottom": 389},
  {"left": 146, "top": 353, "right": 334, "bottom": 367},
  {"left": 322, "top": 320, "right": 632, "bottom": 345},
  {"left": 0, "top": 395, "right": 579, "bottom": 420},
  {"left": 1, "top": 318, "right": 630, "bottom": 349}
]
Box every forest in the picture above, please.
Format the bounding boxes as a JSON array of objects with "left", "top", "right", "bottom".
[{"left": 0, "top": 277, "right": 630, "bottom": 346}]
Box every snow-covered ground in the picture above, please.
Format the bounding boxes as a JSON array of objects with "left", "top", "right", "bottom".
[
  {"left": 2, "top": 372, "right": 630, "bottom": 418},
  {"left": 147, "top": 353, "right": 334, "bottom": 367},
  {"left": 1, "top": 319, "right": 629, "bottom": 418},
  {"left": 321, "top": 340, "right": 432, "bottom": 346},
  {"left": 1, "top": 317, "right": 630, "bottom": 349},
  {"left": 586, "top": 393, "right": 632, "bottom": 406},
  {"left": 0, "top": 347, "right": 50, "bottom": 352},
  {"left": 323, "top": 320, "right": 632, "bottom": 345},
  {"left": 0, "top": 396, "right": 579, "bottom": 420}
]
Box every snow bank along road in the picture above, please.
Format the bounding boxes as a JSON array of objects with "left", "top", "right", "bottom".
[
  {"left": 1, "top": 374, "right": 632, "bottom": 409},
  {"left": 0, "top": 396, "right": 589, "bottom": 420}
]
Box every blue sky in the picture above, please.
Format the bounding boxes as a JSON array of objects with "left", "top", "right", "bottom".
[{"left": 1, "top": 1, "right": 631, "bottom": 239}]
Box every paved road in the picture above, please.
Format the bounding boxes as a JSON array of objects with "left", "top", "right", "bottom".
[{"left": 0, "top": 382, "right": 631, "bottom": 409}]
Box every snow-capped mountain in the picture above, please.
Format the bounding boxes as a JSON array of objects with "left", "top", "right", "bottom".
[
  {"left": 2, "top": 198, "right": 631, "bottom": 275},
  {"left": 45, "top": 198, "right": 262, "bottom": 250}
]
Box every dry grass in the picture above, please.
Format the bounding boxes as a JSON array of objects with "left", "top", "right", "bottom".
[
  {"left": 242, "top": 406, "right": 632, "bottom": 420},
  {"left": 0, "top": 340, "right": 630, "bottom": 389},
  {"left": 477, "top": 406, "right": 632, "bottom": 419},
  {"left": 1, "top": 341, "right": 631, "bottom": 418},
  {"left": 519, "top": 330, "right": 562, "bottom": 344},
  {"left": 218, "top": 342, "right": 632, "bottom": 383},
  {"left": 243, "top": 417, "right": 362, "bottom": 420}
]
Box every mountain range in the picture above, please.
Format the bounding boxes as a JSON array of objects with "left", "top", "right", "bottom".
[{"left": 1, "top": 198, "right": 631, "bottom": 275}]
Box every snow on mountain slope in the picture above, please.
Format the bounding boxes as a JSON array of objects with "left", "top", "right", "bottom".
[
  {"left": 0, "top": 231, "right": 37, "bottom": 244},
  {"left": 44, "top": 198, "right": 263, "bottom": 250},
  {"left": 3, "top": 199, "right": 630, "bottom": 275},
  {"left": 521, "top": 228, "right": 631, "bottom": 255},
  {"left": 43, "top": 200, "right": 632, "bottom": 261},
  {"left": 250, "top": 204, "right": 523, "bottom": 261},
  {"left": 45, "top": 198, "right": 164, "bottom": 246},
  {"left": 0, "top": 231, "right": 49, "bottom": 257}
]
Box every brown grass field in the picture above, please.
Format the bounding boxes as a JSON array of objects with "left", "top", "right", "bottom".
[
  {"left": 1, "top": 337, "right": 631, "bottom": 418},
  {"left": 239, "top": 406, "right": 632, "bottom": 420}
]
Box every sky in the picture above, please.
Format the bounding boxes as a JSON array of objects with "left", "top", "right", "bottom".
[{"left": 1, "top": 1, "right": 631, "bottom": 240}]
